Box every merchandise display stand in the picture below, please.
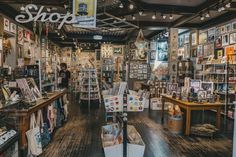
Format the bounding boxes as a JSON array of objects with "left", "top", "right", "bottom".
[{"left": 79, "top": 68, "right": 101, "bottom": 111}]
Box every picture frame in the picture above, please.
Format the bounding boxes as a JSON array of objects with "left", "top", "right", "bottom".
[
  {"left": 191, "top": 32, "right": 198, "bottom": 46},
  {"left": 226, "top": 23, "right": 232, "bottom": 33},
  {"left": 184, "top": 33, "right": 190, "bottom": 44},
  {"left": 232, "top": 21, "right": 236, "bottom": 31},
  {"left": 178, "top": 35, "right": 184, "bottom": 48},
  {"left": 203, "top": 44, "right": 214, "bottom": 56},
  {"left": 215, "top": 27, "right": 221, "bottom": 37},
  {"left": 197, "top": 45, "right": 203, "bottom": 57},
  {"left": 18, "top": 26, "right": 24, "bottom": 45},
  {"left": 191, "top": 48, "right": 197, "bottom": 58},
  {"left": 208, "top": 27, "right": 215, "bottom": 43},
  {"left": 225, "top": 45, "right": 235, "bottom": 63},
  {"left": 214, "top": 49, "right": 224, "bottom": 59},
  {"left": 230, "top": 33, "right": 236, "bottom": 44},
  {"left": 199, "top": 31, "right": 207, "bottom": 44},
  {"left": 150, "top": 50, "right": 156, "bottom": 61},
  {"left": 190, "top": 79, "right": 201, "bottom": 93},
  {"left": 10, "top": 23, "right": 16, "bottom": 34},
  {"left": 113, "top": 46, "right": 123, "bottom": 55},
  {"left": 221, "top": 25, "right": 226, "bottom": 34},
  {"left": 201, "top": 82, "right": 214, "bottom": 94},
  {"left": 215, "top": 36, "right": 222, "bottom": 49},
  {"left": 222, "top": 34, "right": 229, "bottom": 46},
  {"left": 0, "top": 38, "right": 2, "bottom": 51},
  {"left": 167, "top": 83, "right": 178, "bottom": 93},
  {"left": 157, "top": 41, "right": 168, "bottom": 61},
  {"left": 4, "top": 18, "right": 10, "bottom": 32}
]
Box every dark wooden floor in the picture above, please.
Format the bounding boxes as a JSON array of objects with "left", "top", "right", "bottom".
[{"left": 41, "top": 94, "right": 233, "bottom": 157}]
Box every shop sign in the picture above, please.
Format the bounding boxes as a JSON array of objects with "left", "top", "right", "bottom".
[
  {"left": 15, "top": 4, "right": 76, "bottom": 29},
  {"left": 73, "top": 0, "right": 97, "bottom": 28}
]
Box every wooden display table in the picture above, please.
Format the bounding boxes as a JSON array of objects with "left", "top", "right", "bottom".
[
  {"left": 161, "top": 94, "right": 223, "bottom": 136},
  {"left": 0, "top": 90, "right": 66, "bottom": 156}
]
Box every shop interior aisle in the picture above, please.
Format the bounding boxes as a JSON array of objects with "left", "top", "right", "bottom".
[{"left": 40, "top": 94, "right": 233, "bottom": 157}]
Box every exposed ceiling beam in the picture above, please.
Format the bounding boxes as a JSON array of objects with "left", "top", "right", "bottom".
[{"left": 172, "top": 0, "right": 219, "bottom": 27}]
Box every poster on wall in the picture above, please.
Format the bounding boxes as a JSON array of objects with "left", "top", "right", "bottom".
[
  {"left": 10, "top": 23, "right": 16, "bottom": 34},
  {"left": 4, "top": 18, "right": 10, "bottom": 32},
  {"left": 178, "top": 35, "right": 184, "bottom": 48},
  {"left": 215, "top": 36, "right": 222, "bottom": 49},
  {"left": 232, "top": 21, "right": 236, "bottom": 31},
  {"left": 225, "top": 45, "right": 235, "bottom": 63},
  {"left": 191, "top": 32, "right": 197, "bottom": 46},
  {"left": 197, "top": 45, "right": 203, "bottom": 57},
  {"left": 184, "top": 33, "right": 190, "bottom": 44},
  {"left": 226, "top": 24, "right": 232, "bottom": 33},
  {"left": 199, "top": 31, "right": 207, "bottom": 44},
  {"left": 215, "top": 27, "right": 221, "bottom": 37},
  {"left": 230, "top": 33, "right": 236, "bottom": 44},
  {"left": 18, "top": 27, "right": 24, "bottom": 45},
  {"left": 73, "top": 0, "right": 97, "bottom": 28},
  {"left": 222, "top": 34, "right": 229, "bottom": 46},
  {"left": 208, "top": 28, "right": 215, "bottom": 43},
  {"left": 157, "top": 41, "right": 168, "bottom": 61},
  {"left": 113, "top": 46, "right": 123, "bottom": 55},
  {"left": 203, "top": 44, "right": 214, "bottom": 57}
]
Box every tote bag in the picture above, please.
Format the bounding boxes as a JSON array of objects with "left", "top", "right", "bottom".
[
  {"left": 26, "top": 113, "right": 43, "bottom": 156},
  {"left": 37, "top": 110, "right": 51, "bottom": 148}
]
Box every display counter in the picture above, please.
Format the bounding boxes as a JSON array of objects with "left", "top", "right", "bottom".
[
  {"left": 0, "top": 90, "right": 66, "bottom": 156},
  {"left": 161, "top": 94, "right": 224, "bottom": 136}
]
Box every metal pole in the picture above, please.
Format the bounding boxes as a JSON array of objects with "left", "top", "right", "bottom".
[{"left": 123, "top": 113, "right": 127, "bottom": 157}]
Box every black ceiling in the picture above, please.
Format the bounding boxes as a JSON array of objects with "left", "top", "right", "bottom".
[{"left": 0, "top": 0, "right": 236, "bottom": 48}]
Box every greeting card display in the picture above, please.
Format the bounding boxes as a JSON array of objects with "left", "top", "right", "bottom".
[
  {"left": 104, "top": 95, "right": 123, "bottom": 112},
  {"left": 127, "top": 95, "right": 144, "bottom": 112}
]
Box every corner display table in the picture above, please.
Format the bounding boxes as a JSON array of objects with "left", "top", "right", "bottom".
[
  {"left": 161, "top": 94, "right": 224, "bottom": 136},
  {"left": 0, "top": 90, "right": 66, "bottom": 156}
]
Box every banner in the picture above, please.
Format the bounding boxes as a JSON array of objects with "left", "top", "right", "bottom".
[{"left": 73, "top": 0, "right": 97, "bottom": 28}]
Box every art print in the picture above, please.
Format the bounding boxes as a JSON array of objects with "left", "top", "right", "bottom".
[
  {"left": 208, "top": 27, "right": 215, "bottom": 43},
  {"left": 157, "top": 41, "right": 168, "bottom": 61},
  {"left": 230, "top": 33, "right": 236, "bottom": 44},
  {"left": 191, "top": 32, "right": 197, "bottom": 46},
  {"left": 215, "top": 36, "right": 222, "bottom": 49},
  {"left": 4, "top": 18, "right": 10, "bottom": 32},
  {"left": 222, "top": 34, "right": 229, "bottom": 46},
  {"left": 199, "top": 31, "right": 207, "bottom": 44}
]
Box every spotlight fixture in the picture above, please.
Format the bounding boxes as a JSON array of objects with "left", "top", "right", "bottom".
[
  {"left": 221, "top": 6, "right": 225, "bottom": 11},
  {"left": 119, "top": 3, "right": 124, "bottom": 8},
  {"left": 205, "top": 12, "right": 210, "bottom": 18},
  {"left": 152, "top": 12, "right": 156, "bottom": 20},
  {"left": 129, "top": 3, "right": 134, "bottom": 10},
  {"left": 226, "top": 1, "right": 231, "bottom": 8},
  {"left": 132, "top": 15, "right": 136, "bottom": 20},
  {"left": 20, "top": 6, "right": 25, "bottom": 11},
  {"left": 169, "top": 14, "right": 173, "bottom": 20},
  {"left": 47, "top": 8, "right": 51, "bottom": 12},
  {"left": 200, "top": 15, "right": 204, "bottom": 21},
  {"left": 139, "top": 11, "right": 143, "bottom": 16},
  {"left": 57, "top": 32, "right": 60, "bottom": 36},
  {"left": 162, "top": 14, "right": 166, "bottom": 19}
]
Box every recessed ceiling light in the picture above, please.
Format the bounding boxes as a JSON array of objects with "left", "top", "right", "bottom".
[
  {"left": 119, "top": 3, "right": 124, "bottom": 8},
  {"left": 129, "top": 4, "right": 134, "bottom": 10},
  {"left": 169, "top": 14, "right": 173, "bottom": 20}
]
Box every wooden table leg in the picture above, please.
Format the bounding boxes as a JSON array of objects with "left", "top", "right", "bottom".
[
  {"left": 185, "top": 108, "right": 191, "bottom": 136},
  {"left": 161, "top": 97, "right": 165, "bottom": 124},
  {"left": 19, "top": 116, "right": 30, "bottom": 156},
  {"left": 216, "top": 107, "right": 221, "bottom": 129}
]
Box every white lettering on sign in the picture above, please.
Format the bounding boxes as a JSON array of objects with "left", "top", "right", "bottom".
[{"left": 15, "top": 4, "right": 76, "bottom": 29}]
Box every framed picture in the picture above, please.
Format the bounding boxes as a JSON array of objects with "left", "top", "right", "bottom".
[
  {"left": 215, "top": 27, "right": 221, "bottom": 37},
  {"left": 203, "top": 44, "right": 214, "bottom": 56},
  {"left": 214, "top": 49, "right": 224, "bottom": 59},
  {"left": 4, "top": 18, "right": 10, "bottom": 32},
  {"left": 197, "top": 45, "right": 203, "bottom": 57},
  {"left": 215, "top": 36, "right": 222, "bottom": 49},
  {"left": 178, "top": 35, "right": 184, "bottom": 48},
  {"left": 199, "top": 31, "right": 207, "bottom": 44},
  {"left": 157, "top": 41, "right": 168, "bottom": 61},
  {"left": 113, "top": 46, "right": 123, "bottom": 55},
  {"left": 208, "top": 27, "right": 215, "bottom": 43},
  {"left": 201, "top": 82, "right": 214, "bottom": 94},
  {"left": 222, "top": 34, "right": 229, "bottom": 46},
  {"left": 230, "top": 33, "right": 236, "bottom": 44},
  {"left": 191, "top": 48, "right": 197, "bottom": 57},
  {"left": 184, "top": 33, "right": 190, "bottom": 44},
  {"left": 190, "top": 79, "right": 201, "bottom": 93},
  {"left": 0, "top": 38, "right": 2, "bottom": 51},
  {"left": 167, "top": 83, "right": 178, "bottom": 93},
  {"left": 232, "top": 21, "right": 236, "bottom": 31},
  {"left": 10, "top": 23, "right": 16, "bottom": 34},
  {"left": 18, "top": 27, "right": 24, "bottom": 45},
  {"left": 191, "top": 32, "right": 198, "bottom": 46},
  {"left": 226, "top": 24, "right": 232, "bottom": 32},
  {"left": 150, "top": 41, "right": 156, "bottom": 50},
  {"left": 225, "top": 45, "right": 235, "bottom": 63},
  {"left": 150, "top": 50, "right": 156, "bottom": 61},
  {"left": 221, "top": 25, "right": 226, "bottom": 34}
]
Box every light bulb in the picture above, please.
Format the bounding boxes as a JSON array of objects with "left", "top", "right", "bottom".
[
  {"left": 162, "top": 14, "right": 166, "bottom": 19},
  {"left": 129, "top": 4, "right": 134, "bottom": 10},
  {"left": 169, "top": 14, "right": 173, "bottom": 20},
  {"left": 132, "top": 15, "right": 136, "bottom": 20},
  {"left": 221, "top": 6, "right": 225, "bottom": 11},
  {"left": 119, "top": 3, "right": 124, "bottom": 8},
  {"left": 20, "top": 6, "right": 25, "bottom": 11},
  {"left": 139, "top": 11, "right": 143, "bottom": 16},
  {"left": 205, "top": 12, "right": 210, "bottom": 18},
  {"left": 47, "top": 8, "right": 51, "bottom": 12},
  {"left": 226, "top": 2, "right": 231, "bottom": 8},
  {"left": 200, "top": 16, "right": 204, "bottom": 21}
]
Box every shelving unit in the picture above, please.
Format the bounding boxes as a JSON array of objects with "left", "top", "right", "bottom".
[
  {"left": 79, "top": 68, "right": 101, "bottom": 110},
  {"left": 202, "top": 63, "right": 236, "bottom": 119}
]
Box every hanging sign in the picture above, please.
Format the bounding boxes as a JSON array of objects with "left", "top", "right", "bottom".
[
  {"left": 73, "top": 0, "right": 97, "bottom": 28},
  {"left": 15, "top": 4, "right": 76, "bottom": 29}
]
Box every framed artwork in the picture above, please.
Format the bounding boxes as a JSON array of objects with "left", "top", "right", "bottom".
[
  {"left": 215, "top": 27, "right": 221, "bottom": 37},
  {"left": 215, "top": 36, "right": 222, "bottom": 49},
  {"left": 226, "top": 24, "right": 232, "bottom": 32},
  {"left": 222, "top": 34, "right": 229, "bottom": 46},
  {"left": 225, "top": 45, "right": 235, "bottom": 63},
  {"left": 190, "top": 79, "right": 201, "bottom": 93},
  {"left": 214, "top": 49, "right": 224, "bottom": 59},
  {"left": 208, "top": 27, "right": 215, "bottom": 43},
  {"left": 167, "top": 83, "right": 178, "bottom": 93},
  {"left": 191, "top": 32, "right": 197, "bottom": 46},
  {"left": 184, "top": 33, "right": 190, "bottom": 44},
  {"left": 199, "top": 31, "right": 207, "bottom": 44},
  {"left": 232, "top": 21, "right": 236, "bottom": 31},
  {"left": 150, "top": 41, "right": 156, "bottom": 50},
  {"left": 221, "top": 25, "right": 226, "bottom": 34},
  {"left": 197, "top": 45, "right": 203, "bottom": 57},
  {"left": 10, "top": 23, "right": 16, "bottom": 34},
  {"left": 191, "top": 48, "right": 197, "bottom": 57},
  {"left": 0, "top": 38, "right": 2, "bottom": 51},
  {"left": 4, "top": 18, "right": 10, "bottom": 32},
  {"left": 203, "top": 44, "right": 214, "bottom": 57},
  {"left": 113, "top": 46, "right": 123, "bottom": 55},
  {"left": 178, "top": 35, "right": 184, "bottom": 48},
  {"left": 18, "top": 27, "right": 24, "bottom": 45},
  {"left": 230, "top": 33, "right": 236, "bottom": 44},
  {"left": 157, "top": 41, "right": 168, "bottom": 61},
  {"left": 150, "top": 50, "right": 156, "bottom": 61}
]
